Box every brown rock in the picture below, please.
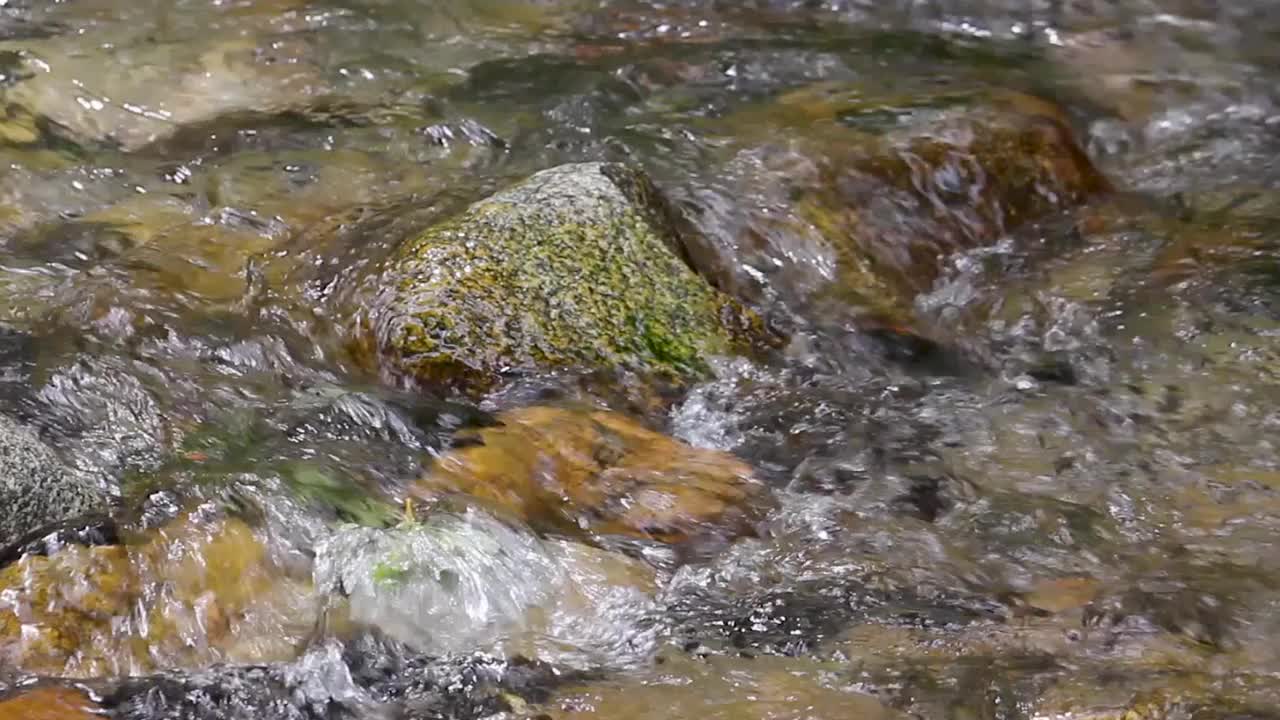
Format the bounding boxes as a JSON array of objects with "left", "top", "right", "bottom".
[
  {"left": 0, "top": 686, "right": 100, "bottom": 720},
  {"left": 415, "top": 406, "right": 774, "bottom": 545},
  {"left": 696, "top": 88, "right": 1111, "bottom": 327},
  {"left": 544, "top": 652, "right": 906, "bottom": 720},
  {"left": 0, "top": 513, "right": 315, "bottom": 677}
]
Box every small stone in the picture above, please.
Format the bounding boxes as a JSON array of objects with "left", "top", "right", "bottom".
[{"left": 1024, "top": 577, "right": 1101, "bottom": 614}]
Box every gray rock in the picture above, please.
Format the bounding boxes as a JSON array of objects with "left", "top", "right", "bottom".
[{"left": 0, "top": 412, "right": 106, "bottom": 549}]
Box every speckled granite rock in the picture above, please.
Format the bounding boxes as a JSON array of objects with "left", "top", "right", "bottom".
[{"left": 0, "top": 413, "right": 106, "bottom": 550}]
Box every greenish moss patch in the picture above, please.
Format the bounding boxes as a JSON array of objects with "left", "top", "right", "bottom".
[{"left": 360, "top": 163, "right": 763, "bottom": 388}]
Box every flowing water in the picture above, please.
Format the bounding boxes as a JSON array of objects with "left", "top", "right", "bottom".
[{"left": 1, "top": 1, "right": 1279, "bottom": 718}]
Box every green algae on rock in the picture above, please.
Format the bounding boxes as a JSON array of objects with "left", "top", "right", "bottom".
[{"left": 353, "top": 162, "right": 764, "bottom": 387}]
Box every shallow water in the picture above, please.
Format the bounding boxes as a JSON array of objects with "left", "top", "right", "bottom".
[{"left": 1, "top": 1, "right": 1280, "bottom": 718}]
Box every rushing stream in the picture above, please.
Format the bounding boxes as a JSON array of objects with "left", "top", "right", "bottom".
[{"left": 1, "top": 1, "right": 1279, "bottom": 718}]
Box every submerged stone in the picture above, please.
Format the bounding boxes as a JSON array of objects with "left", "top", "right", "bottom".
[
  {"left": 102, "top": 640, "right": 581, "bottom": 720},
  {"left": 0, "top": 28, "right": 321, "bottom": 150},
  {"left": 0, "top": 413, "right": 105, "bottom": 550},
  {"left": 691, "top": 89, "right": 1110, "bottom": 327},
  {"left": 415, "top": 406, "right": 775, "bottom": 545},
  {"left": 0, "top": 512, "right": 315, "bottom": 677},
  {"left": 545, "top": 652, "right": 906, "bottom": 720},
  {"left": 348, "top": 162, "right": 766, "bottom": 389}
]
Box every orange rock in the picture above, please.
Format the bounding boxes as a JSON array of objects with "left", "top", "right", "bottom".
[
  {"left": 0, "top": 514, "right": 314, "bottom": 677},
  {"left": 1024, "top": 577, "right": 1101, "bottom": 614},
  {"left": 415, "top": 406, "right": 774, "bottom": 545},
  {"left": 0, "top": 686, "right": 100, "bottom": 720}
]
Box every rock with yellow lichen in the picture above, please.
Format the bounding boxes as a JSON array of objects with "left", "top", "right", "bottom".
[
  {"left": 414, "top": 406, "right": 774, "bottom": 544},
  {"left": 0, "top": 513, "right": 315, "bottom": 677},
  {"left": 344, "top": 163, "right": 770, "bottom": 390}
]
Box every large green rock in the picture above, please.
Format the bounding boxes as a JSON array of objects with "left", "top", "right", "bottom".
[
  {"left": 353, "top": 162, "right": 763, "bottom": 388},
  {"left": 314, "top": 509, "right": 659, "bottom": 664}
]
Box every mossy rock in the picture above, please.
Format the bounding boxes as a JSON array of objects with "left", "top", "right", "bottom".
[
  {"left": 414, "top": 406, "right": 775, "bottom": 545},
  {"left": 351, "top": 162, "right": 767, "bottom": 389}
]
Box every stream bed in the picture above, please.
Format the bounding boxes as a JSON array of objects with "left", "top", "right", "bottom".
[{"left": 1, "top": 1, "right": 1280, "bottom": 719}]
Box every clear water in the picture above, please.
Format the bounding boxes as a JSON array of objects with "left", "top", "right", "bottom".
[{"left": 1, "top": 1, "right": 1279, "bottom": 718}]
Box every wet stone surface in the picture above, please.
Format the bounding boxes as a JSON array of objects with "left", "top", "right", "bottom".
[
  {"left": 416, "top": 405, "right": 775, "bottom": 545},
  {"left": 339, "top": 162, "right": 768, "bottom": 390}
]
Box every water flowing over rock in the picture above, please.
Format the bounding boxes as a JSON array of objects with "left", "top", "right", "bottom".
[
  {"left": 0, "top": 686, "right": 101, "bottom": 720},
  {"left": 0, "top": 511, "right": 316, "bottom": 677},
  {"left": 314, "top": 509, "right": 660, "bottom": 667},
  {"left": 689, "top": 90, "right": 1111, "bottom": 327},
  {"left": 345, "top": 163, "right": 768, "bottom": 389},
  {"left": 416, "top": 406, "right": 775, "bottom": 545},
  {"left": 1, "top": 0, "right": 1279, "bottom": 717},
  {"left": 0, "top": 22, "right": 322, "bottom": 150}
]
